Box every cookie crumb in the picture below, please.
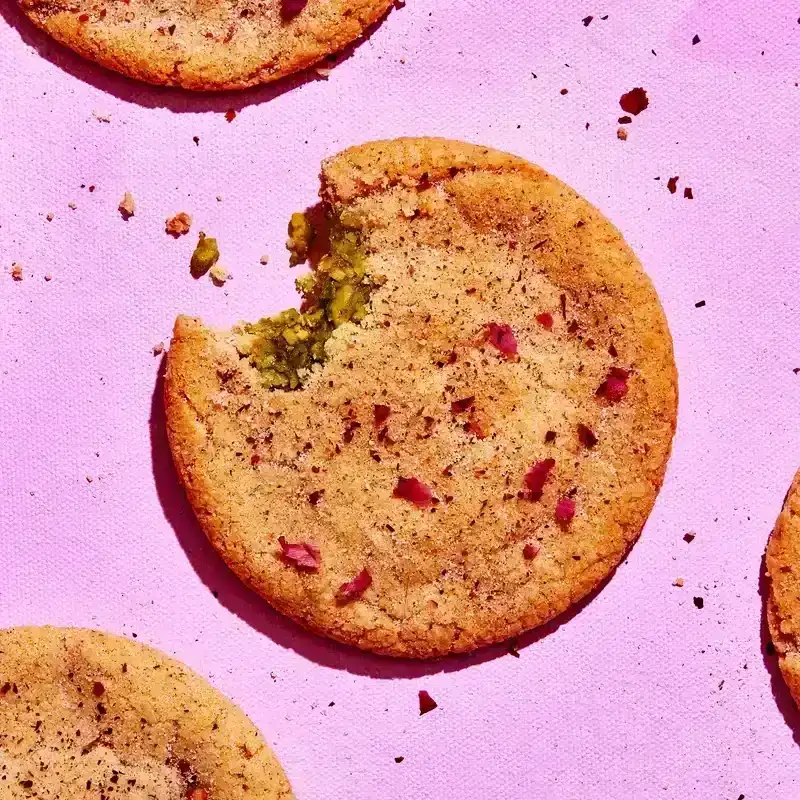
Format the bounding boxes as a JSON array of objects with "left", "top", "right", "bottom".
[
  {"left": 153, "top": 342, "right": 164, "bottom": 356},
  {"left": 165, "top": 212, "right": 192, "bottom": 237},
  {"left": 224, "top": 109, "right": 236, "bottom": 122},
  {"left": 692, "top": 34, "right": 700, "bottom": 45},
  {"left": 673, "top": 578, "right": 684, "bottom": 587},
  {"left": 582, "top": 15, "right": 593, "bottom": 26},
  {"left": 315, "top": 66, "right": 332, "bottom": 78},
  {"left": 45, "top": 212, "right": 54, "bottom": 222},
  {"left": 86, "top": 476, "right": 93, "bottom": 483},
  {"left": 44, "top": 273, "right": 52, "bottom": 282},
  {"left": 118, "top": 192, "right": 135, "bottom": 219},
  {"left": 617, "top": 127, "right": 628, "bottom": 141},
  {"left": 695, "top": 300, "right": 705, "bottom": 308},
  {"left": 92, "top": 110, "right": 111, "bottom": 123},
  {"left": 560, "top": 88, "right": 568, "bottom": 95},
  {"left": 693, "top": 596, "right": 704, "bottom": 609},
  {"left": 10, "top": 263, "right": 23, "bottom": 281},
  {"left": 209, "top": 264, "right": 229, "bottom": 286},
  {"left": 683, "top": 532, "right": 696, "bottom": 543},
  {"left": 193, "top": 136, "right": 199, "bottom": 146},
  {"left": 216, "top": 195, "right": 223, "bottom": 202},
  {"left": 667, "top": 176, "right": 679, "bottom": 194},
  {"left": 394, "top": 756, "right": 404, "bottom": 763},
  {"left": 684, "top": 187, "right": 694, "bottom": 199},
  {"left": 68, "top": 202, "right": 77, "bottom": 210},
  {"left": 259, "top": 254, "right": 270, "bottom": 265}
]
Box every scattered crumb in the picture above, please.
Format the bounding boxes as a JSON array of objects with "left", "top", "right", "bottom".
[
  {"left": 92, "top": 110, "right": 111, "bottom": 123},
  {"left": 270, "top": 671, "right": 277, "bottom": 681},
  {"left": 193, "top": 136, "right": 199, "bottom": 146},
  {"left": 673, "top": 578, "right": 684, "bottom": 587},
  {"left": 582, "top": 15, "right": 593, "bottom": 26},
  {"left": 619, "top": 87, "right": 649, "bottom": 115},
  {"left": 209, "top": 264, "right": 229, "bottom": 286},
  {"left": 683, "top": 532, "right": 696, "bottom": 543},
  {"left": 695, "top": 300, "right": 706, "bottom": 308},
  {"left": 86, "top": 476, "right": 93, "bottom": 483},
  {"left": 44, "top": 273, "right": 52, "bottom": 282},
  {"left": 259, "top": 255, "right": 270, "bottom": 265},
  {"left": 794, "top": 368, "right": 800, "bottom": 375},
  {"left": 224, "top": 109, "right": 236, "bottom": 122},
  {"left": 45, "top": 212, "right": 54, "bottom": 222},
  {"left": 560, "top": 88, "right": 568, "bottom": 95},
  {"left": 618, "top": 115, "right": 632, "bottom": 124},
  {"left": 667, "top": 176, "right": 679, "bottom": 194},
  {"left": 693, "top": 596, "right": 704, "bottom": 609},
  {"left": 165, "top": 212, "right": 192, "bottom": 237},
  {"left": 11, "top": 263, "right": 23, "bottom": 281},
  {"left": 68, "top": 202, "right": 77, "bottom": 210},
  {"left": 153, "top": 342, "right": 164, "bottom": 356},
  {"left": 684, "top": 187, "right": 694, "bottom": 199},
  {"left": 617, "top": 127, "right": 628, "bottom": 141},
  {"left": 394, "top": 756, "right": 404, "bottom": 764},
  {"left": 692, "top": 34, "right": 701, "bottom": 45},
  {"left": 118, "top": 192, "right": 135, "bottom": 219},
  {"left": 89, "top": 185, "right": 95, "bottom": 193},
  {"left": 315, "top": 66, "right": 332, "bottom": 78},
  {"left": 216, "top": 195, "right": 223, "bottom": 202}
]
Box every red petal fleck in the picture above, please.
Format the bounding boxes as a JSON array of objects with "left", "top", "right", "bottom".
[
  {"left": 338, "top": 568, "right": 372, "bottom": 603},
  {"left": 278, "top": 536, "right": 320, "bottom": 572},
  {"left": 374, "top": 404, "right": 391, "bottom": 426},
  {"left": 684, "top": 187, "right": 694, "bottom": 199},
  {"left": 187, "top": 791, "right": 209, "bottom": 800},
  {"left": 418, "top": 690, "right": 437, "bottom": 715},
  {"left": 450, "top": 396, "right": 475, "bottom": 414},
  {"left": 486, "top": 323, "right": 518, "bottom": 359},
  {"left": 577, "top": 424, "right": 598, "bottom": 448},
  {"left": 619, "top": 87, "right": 649, "bottom": 115},
  {"left": 465, "top": 419, "right": 486, "bottom": 439},
  {"left": 523, "top": 543, "right": 539, "bottom": 560},
  {"left": 667, "top": 176, "right": 679, "bottom": 194},
  {"left": 597, "top": 368, "right": 629, "bottom": 403},
  {"left": 536, "top": 312, "right": 554, "bottom": 330},
  {"left": 393, "top": 477, "right": 434, "bottom": 507},
  {"left": 555, "top": 497, "right": 576, "bottom": 525},
  {"left": 224, "top": 108, "right": 236, "bottom": 122},
  {"left": 524, "top": 458, "right": 555, "bottom": 500}
]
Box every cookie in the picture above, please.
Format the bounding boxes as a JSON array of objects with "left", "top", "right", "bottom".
[
  {"left": 18, "top": 0, "right": 394, "bottom": 90},
  {"left": 0, "top": 626, "right": 294, "bottom": 798},
  {"left": 165, "top": 137, "right": 678, "bottom": 658},
  {"left": 765, "top": 471, "right": 800, "bottom": 702}
]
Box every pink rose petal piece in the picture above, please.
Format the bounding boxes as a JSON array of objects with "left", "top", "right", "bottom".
[
  {"left": 374, "top": 404, "right": 391, "bottom": 426},
  {"left": 486, "top": 322, "right": 518, "bottom": 359},
  {"left": 338, "top": 568, "right": 372, "bottom": 603},
  {"left": 418, "top": 690, "right": 438, "bottom": 715},
  {"left": 451, "top": 396, "right": 475, "bottom": 414},
  {"left": 555, "top": 497, "right": 576, "bottom": 526},
  {"left": 278, "top": 536, "right": 321, "bottom": 572},
  {"left": 523, "top": 543, "right": 539, "bottom": 560},
  {"left": 536, "top": 312, "right": 554, "bottom": 330},
  {"left": 393, "top": 477, "right": 434, "bottom": 507},
  {"left": 597, "top": 367, "right": 629, "bottom": 403},
  {"left": 524, "top": 458, "right": 555, "bottom": 500}
]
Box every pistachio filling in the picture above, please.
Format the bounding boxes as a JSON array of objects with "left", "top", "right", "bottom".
[{"left": 241, "top": 215, "right": 371, "bottom": 390}]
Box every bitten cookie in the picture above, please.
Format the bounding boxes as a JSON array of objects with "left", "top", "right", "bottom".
[
  {"left": 0, "top": 626, "right": 294, "bottom": 799},
  {"left": 765, "top": 471, "right": 800, "bottom": 703},
  {"left": 18, "top": 0, "right": 394, "bottom": 90},
  {"left": 165, "top": 137, "right": 678, "bottom": 658}
]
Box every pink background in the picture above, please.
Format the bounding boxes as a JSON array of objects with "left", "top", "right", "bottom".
[{"left": 1, "top": 1, "right": 800, "bottom": 797}]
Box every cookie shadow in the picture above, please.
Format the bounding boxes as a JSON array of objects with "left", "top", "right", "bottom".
[
  {"left": 0, "top": 0, "right": 395, "bottom": 113},
  {"left": 150, "top": 358, "right": 610, "bottom": 678},
  {"left": 758, "top": 551, "right": 800, "bottom": 747}
]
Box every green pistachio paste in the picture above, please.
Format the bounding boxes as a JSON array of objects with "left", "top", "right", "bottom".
[
  {"left": 190, "top": 233, "right": 220, "bottom": 278},
  {"left": 241, "top": 215, "right": 370, "bottom": 390}
]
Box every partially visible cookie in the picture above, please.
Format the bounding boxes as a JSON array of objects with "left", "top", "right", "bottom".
[
  {"left": 766, "top": 471, "right": 800, "bottom": 702},
  {"left": 165, "top": 137, "right": 678, "bottom": 658},
  {"left": 0, "top": 626, "right": 294, "bottom": 799},
  {"left": 18, "top": 0, "right": 394, "bottom": 90}
]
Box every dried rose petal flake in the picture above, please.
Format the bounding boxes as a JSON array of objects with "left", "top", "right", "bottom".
[
  {"left": 524, "top": 458, "right": 555, "bottom": 500},
  {"left": 555, "top": 497, "right": 576, "bottom": 525},
  {"left": 486, "top": 323, "right": 518, "bottom": 359},
  {"left": 536, "top": 312, "right": 554, "bottom": 330},
  {"left": 577, "top": 424, "right": 598, "bottom": 448},
  {"left": 278, "top": 536, "right": 320, "bottom": 572},
  {"left": 619, "top": 87, "right": 649, "bottom": 115},
  {"left": 597, "top": 367, "right": 629, "bottom": 403},
  {"left": 523, "top": 543, "right": 539, "bottom": 560},
  {"left": 418, "top": 690, "right": 437, "bottom": 715},
  {"left": 338, "top": 568, "right": 372, "bottom": 603},
  {"left": 393, "top": 477, "right": 434, "bottom": 507},
  {"left": 451, "top": 396, "right": 475, "bottom": 414},
  {"left": 374, "top": 404, "right": 391, "bottom": 426}
]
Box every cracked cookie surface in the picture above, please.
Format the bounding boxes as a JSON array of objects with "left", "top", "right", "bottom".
[
  {"left": 18, "top": 0, "right": 393, "bottom": 90},
  {"left": 0, "top": 627, "right": 294, "bottom": 798},
  {"left": 165, "top": 137, "right": 678, "bottom": 658}
]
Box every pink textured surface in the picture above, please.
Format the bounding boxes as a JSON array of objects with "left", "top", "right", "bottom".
[{"left": 1, "top": 1, "right": 800, "bottom": 797}]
